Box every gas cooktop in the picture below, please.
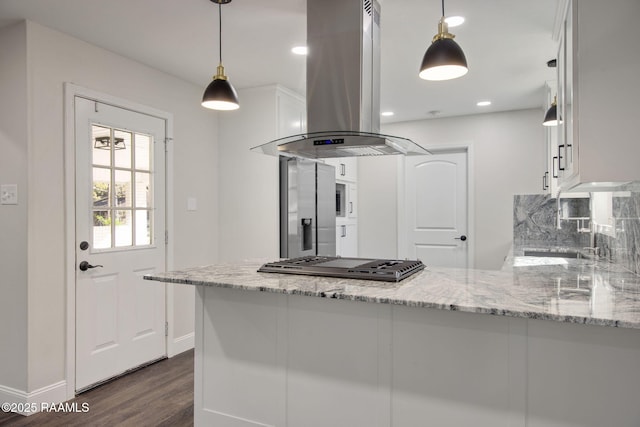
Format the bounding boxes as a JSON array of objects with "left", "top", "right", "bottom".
[{"left": 258, "top": 256, "right": 425, "bottom": 282}]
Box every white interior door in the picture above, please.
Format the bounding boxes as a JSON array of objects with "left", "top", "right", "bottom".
[
  {"left": 405, "top": 151, "right": 468, "bottom": 268},
  {"left": 75, "top": 97, "right": 167, "bottom": 392}
]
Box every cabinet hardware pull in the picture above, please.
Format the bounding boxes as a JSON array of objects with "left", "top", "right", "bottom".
[
  {"left": 349, "top": 201, "right": 353, "bottom": 213},
  {"left": 545, "top": 172, "right": 549, "bottom": 190},
  {"left": 558, "top": 144, "right": 565, "bottom": 171},
  {"left": 553, "top": 156, "right": 558, "bottom": 178}
]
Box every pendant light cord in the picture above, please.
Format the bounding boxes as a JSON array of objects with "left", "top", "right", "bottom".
[
  {"left": 441, "top": 0, "right": 445, "bottom": 17},
  {"left": 218, "top": 3, "right": 222, "bottom": 64}
]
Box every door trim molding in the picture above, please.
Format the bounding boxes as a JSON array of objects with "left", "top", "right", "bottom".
[
  {"left": 63, "top": 83, "right": 175, "bottom": 400},
  {"left": 396, "top": 144, "right": 475, "bottom": 268}
]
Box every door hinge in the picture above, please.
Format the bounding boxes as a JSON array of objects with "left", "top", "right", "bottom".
[
  {"left": 165, "top": 230, "right": 169, "bottom": 245},
  {"left": 165, "top": 321, "right": 169, "bottom": 337}
]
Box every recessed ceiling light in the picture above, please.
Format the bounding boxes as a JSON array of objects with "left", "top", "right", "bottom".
[
  {"left": 291, "top": 46, "right": 308, "bottom": 55},
  {"left": 445, "top": 16, "right": 465, "bottom": 27},
  {"left": 477, "top": 101, "right": 491, "bottom": 107},
  {"left": 381, "top": 111, "right": 394, "bottom": 117}
]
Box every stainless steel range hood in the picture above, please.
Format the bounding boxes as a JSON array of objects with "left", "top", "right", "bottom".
[{"left": 251, "top": 0, "right": 429, "bottom": 159}]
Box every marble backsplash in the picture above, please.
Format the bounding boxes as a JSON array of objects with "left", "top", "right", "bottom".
[
  {"left": 514, "top": 192, "right": 640, "bottom": 276},
  {"left": 513, "top": 194, "right": 590, "bottom": 248},
  {"left": 593, "top": 192, "right": 640, "bottom": 275}
]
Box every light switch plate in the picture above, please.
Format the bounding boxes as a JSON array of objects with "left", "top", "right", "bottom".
[
  {"left": 187, "top": 197, "right": 197, "bottom": 212},
  {"left": 1, "top": 184, "right": 18, "bottom": 205}
]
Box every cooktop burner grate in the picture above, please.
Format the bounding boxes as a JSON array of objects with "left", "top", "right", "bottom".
[{"left": 258, "top": 256, "right": 425, "bottom": 282}]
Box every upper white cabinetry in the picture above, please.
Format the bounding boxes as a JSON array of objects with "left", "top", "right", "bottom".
[
  {"left": 556, "top": 0, "right": 640, "bottom": 191},
  {"left": 324, "top": 157, "right": 358, "bottom": 257},
  {"left": 276, "top": 88, "right": 306, "bottom": 138},
  {"left": 543, "top": 81, "right": 559, "bottom": 195},
  {"left": 324, "top": 157, "right": 358, "bottom": 183},
  {"left": 347, "top": 183, "right": 357, "bottom": 219}
]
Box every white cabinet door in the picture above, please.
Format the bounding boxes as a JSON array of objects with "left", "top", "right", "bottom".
[
  {"left": 347, "top": 183, "right": 357, "bottom": 219},
  {"left": 556, "top": 0, "right": 577, "bottom": 187},
  {"left": 336, "top": 224, "right": 358, "bottom": 257},
  {"left": 556, "top": 0, "right": 640, "bottom": 190},
  {"left": 543, "top": 81, "right": 558, "bottom": 195},
  {"left": 343, "top": 224, "right": 357, "bottom": 256},
  {"left": 277, "top": 89, "right": 305, "bottom": 138},
  {"left": 325, "top": 157, "right": 357, "bottom": 182},
  {"left": 342, "top": 158, "right": 357, "bottom": 182}
]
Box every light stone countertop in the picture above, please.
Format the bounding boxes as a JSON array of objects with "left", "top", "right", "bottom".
[{"left": 145, "top": 250, "right": 640, "bottom": 329}]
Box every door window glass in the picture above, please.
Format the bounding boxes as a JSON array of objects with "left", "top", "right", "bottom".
[
  {"left": 135, "top": 134, "right": 151, "bottom": 171},
  {"left": 91, "top": 124, "right": 153, "bottom": 249},
  {"left": 113, "top": 129, "right": 132, "bottom": 169}
]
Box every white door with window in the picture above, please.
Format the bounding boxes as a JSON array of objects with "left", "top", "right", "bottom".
[
  {"left": 74, "top": 97, "right": 167, "bottom": 391},
  {"left": 404, "top": 151, "right": 469, "bottom": 268}
]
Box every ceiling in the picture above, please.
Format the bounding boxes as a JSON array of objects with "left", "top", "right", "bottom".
[{"left": 0, "top": 0, "right": 560, "bottom": 124}]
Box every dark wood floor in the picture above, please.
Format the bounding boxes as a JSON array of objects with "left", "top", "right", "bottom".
[{"left": 0, "top": 349, "right": 194, "bottom": 427}]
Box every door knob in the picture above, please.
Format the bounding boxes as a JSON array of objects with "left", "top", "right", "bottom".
[
  {"left": 454, "top": 235, "right": 467, "bottom": 241},
  {"left": 79, "top": 261, "right": 103, "bottom": 271}
]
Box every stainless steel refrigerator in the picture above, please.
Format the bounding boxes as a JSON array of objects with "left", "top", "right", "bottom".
[{"left": 280, "top": 157, "right": 336, "bottom": 258}]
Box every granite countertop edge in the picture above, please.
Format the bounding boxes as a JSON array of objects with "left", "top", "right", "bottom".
[{"left": 144, "top": 255, "right": 640, "bottom": 330}]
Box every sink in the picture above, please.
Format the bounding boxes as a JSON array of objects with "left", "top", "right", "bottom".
[{"left": 523, "top": 250, "right": 581, "bottom": 259}]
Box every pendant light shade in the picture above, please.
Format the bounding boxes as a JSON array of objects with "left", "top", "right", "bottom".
[
  {"left": 202, "top": 0, "right": 239, "bottom": 111},
  {"left": 419, "top": 32, "right": 468, "bottom": 81},
  {"left": 202, "top": 64, "right": 239, "bottom": 110},
  {"left": 542, "top": 95, "right": 560, "bottom": 127},
  {"left": 419, "top": 2, "right": 468, "bottom": 81}
]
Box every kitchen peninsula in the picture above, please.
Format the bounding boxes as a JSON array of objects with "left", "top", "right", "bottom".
[{"left": 146, "top": 253, "right": 640, "bottom": 427}]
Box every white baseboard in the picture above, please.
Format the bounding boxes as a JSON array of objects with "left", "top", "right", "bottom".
[
  {"left": 169, "top": 332, "right": 194, "bottom": 357},
  {"left": 0, "top": 380, "right": 67, "bottom": 416}
]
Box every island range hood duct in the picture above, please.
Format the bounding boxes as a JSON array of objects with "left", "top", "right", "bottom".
[{"left": 251, "top": 0, "right": 429, "bottom": 159}]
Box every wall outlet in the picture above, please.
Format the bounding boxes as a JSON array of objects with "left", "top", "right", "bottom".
[{"left": 0, "top": 184, "right": 18, "bottom": 205}]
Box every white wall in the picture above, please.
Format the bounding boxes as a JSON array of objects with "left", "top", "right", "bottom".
[
  {"left": 0, "top": 21, "right": 29, "bottom": 392},
  {"left": 357, "top": 155, "right": 401, "bottom": 260},
  {"left": 0, "top": 20, "right": 218, "bottom": 396},
  {"left": 359, "top": 109, "right": 545, "bottom": 270}
]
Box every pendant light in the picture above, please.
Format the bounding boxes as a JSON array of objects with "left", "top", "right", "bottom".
[
  {"left": 419, "top": 0, "right": 468, "bottom": 81},
  {"left": 202, "top": 0, "right": 239, "bottom": 110},
  {"left": 94, "top": 136, "right": 126, "bottom": 150},
  {"left": 542, "top": 96, "right": 560, "bottom": 127}
]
